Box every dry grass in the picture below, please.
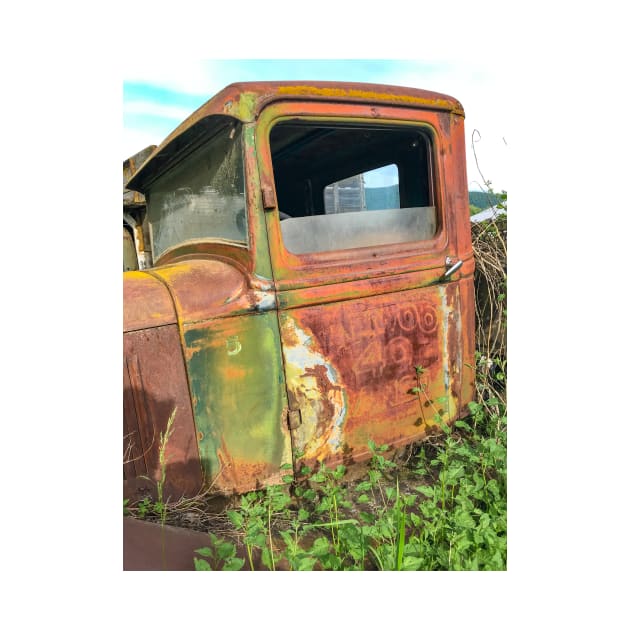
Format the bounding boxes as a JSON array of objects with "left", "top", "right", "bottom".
[{"left": 471, "top": 209, "right": 507, "bottom": 410}]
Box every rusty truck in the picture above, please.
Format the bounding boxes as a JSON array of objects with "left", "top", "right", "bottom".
[{"left": 123, "top": 81, "right": 475, "bottom": 500}]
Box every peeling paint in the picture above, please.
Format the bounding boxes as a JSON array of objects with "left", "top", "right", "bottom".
[
  {"left": 282, "top": 318, "right": 347, "bottom": 461},
  {"left": 224, "top": 91, "right": 258, "bottom": 122},
  {"left": 226, "top": 336, "right": 242, "bottom": 356},
  {"left": 278, "top": 285, "right": 464, "bottom": 466},
  {"left": 252, "top": 290, "right": 276, "bottom": 312}
]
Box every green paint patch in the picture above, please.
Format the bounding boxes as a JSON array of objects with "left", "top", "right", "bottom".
[
  {"left": 183, "top": 313, "right": 291, "bottom": 490},
  {"left": 224, "top": 92, "right": 258, "bottom": 121}
]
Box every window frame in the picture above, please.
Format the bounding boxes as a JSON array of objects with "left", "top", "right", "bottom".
[{"left": 256, "top": 101, "right": 453, "bottom": 289}]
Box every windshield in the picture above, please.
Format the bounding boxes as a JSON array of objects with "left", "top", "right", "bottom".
[{"left": 146, "top": 121, "right": 247, "bottom": 260}]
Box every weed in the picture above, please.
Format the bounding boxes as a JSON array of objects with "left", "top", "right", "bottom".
[
  {"left": 128, "top": 410, "right": 177, "bottom": 523},
  {"left": 136, "top": 497, "right": 153, "bottom": 519},
  {"left": 193, "top": 533, "right": 244, "bottom": 571},
  {"left": 155, "top": 408, "right": 176, "bottom": 526},
  {"left": 225, "top": 481, "right": 293, "bottom": 571},
  {"left": 309, "top": 463, "right": 352, "bottom": 552}
]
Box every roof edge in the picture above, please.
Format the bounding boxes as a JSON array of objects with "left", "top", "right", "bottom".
[{"left": 127, "top": 81, "right": 464, "bottom": 193}]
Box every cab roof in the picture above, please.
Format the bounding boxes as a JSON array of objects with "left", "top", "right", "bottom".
[{"left": 127, "top": 81, "right": 464, "bottom": 193}]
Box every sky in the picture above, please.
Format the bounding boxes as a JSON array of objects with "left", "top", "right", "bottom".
[{"left": 123, "top": 59, "right": 508, "bottom": 194}]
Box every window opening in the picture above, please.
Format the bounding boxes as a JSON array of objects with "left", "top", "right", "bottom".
[
  {"left": 324, "top": 164, "right": 400, "bottom": 214},
  {"left": 270, "top": 123, "right": 436, "bottom": 255}
]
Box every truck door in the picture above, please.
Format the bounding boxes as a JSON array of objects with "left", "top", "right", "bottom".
[{"left": 256, "top": 101, "right": 475, "bottom": 470}]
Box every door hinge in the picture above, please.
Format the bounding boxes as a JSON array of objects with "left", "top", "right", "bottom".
[
  {"left": 287, "top": 409, "right": 302, "bottom": 430},
  {"left": 261, "top": 185, "right": 276, "bottom": 210}
]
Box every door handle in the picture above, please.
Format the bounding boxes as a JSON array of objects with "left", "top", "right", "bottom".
[{"left": 443, "top": 257, "right": 463, "bottom": 278}]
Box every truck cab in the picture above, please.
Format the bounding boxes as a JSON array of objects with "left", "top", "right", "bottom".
[{"left": 123, "top": 81, "right": 475, "bottom": 498}]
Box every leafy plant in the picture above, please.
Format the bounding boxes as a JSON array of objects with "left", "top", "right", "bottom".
[
  {"left": 194, "top": 533, "right": 245, "bottom": 571},
  {"left": 226, "top": 480, "right": 293, "bottom": 571},
  {"left": 136, "top": 497, "right": 153, "bottom": 519},
  {"left": 308, "top": 463, "right": 352, "bottom": 553}
]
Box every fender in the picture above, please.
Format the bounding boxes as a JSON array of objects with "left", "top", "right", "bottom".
[{"left": 123, "top": 259, "right": 291, "bottom": 497}]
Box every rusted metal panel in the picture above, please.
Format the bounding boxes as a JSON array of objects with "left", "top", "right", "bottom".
[
  {"left": 123, "top": 363, "right": 145, "bottom": 480},
  {"left": 123, "top": 271, "right": 177, "bottom": 333},
  {"left": 280, "top": 280, "right": 471, "bottom": 469},
  {"left": 147, "top": 259, "right": 264, "bottom": 324},
  {"left": 275, "top": 261, "right": 474, "bottom": 310},
  {"left": 458, "top": 275, "right": 476, "bottom": 415},
  {"left": 250, "top": 97, "right": 474, "bottom": 473},
  {"left": 124, "top": 517, "right": 213, "bottom": 571},
  {"left": 124, "top": 256, "right": 286, "bottom": 497},
  {"left": 123, "top": 324, "right": 203, "bottom": 499},
  {"left": 182, "top": 312, "right": 292, "bottom": 494},
  {"left": 123, "top": 517, "right": 290, "bottom": 570}
]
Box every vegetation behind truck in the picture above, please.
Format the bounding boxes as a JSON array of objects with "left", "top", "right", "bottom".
[{"left": 123, "top": 82, "right": 475, "bottom": 499}]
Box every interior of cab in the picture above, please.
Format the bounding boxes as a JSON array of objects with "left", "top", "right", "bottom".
[{"left": 269, "top": 122, "right": 438, "bottom": 254}]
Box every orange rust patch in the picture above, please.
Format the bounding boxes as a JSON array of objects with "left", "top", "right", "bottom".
[
  {"left": 281, "top": 319, "right": 301, "bottom": 346},
  {"left": 215, "top": 446, "right": 283, "bottom": 493},
  {"left": 223, "top": 365, "right": 248, "bottom": 380}
]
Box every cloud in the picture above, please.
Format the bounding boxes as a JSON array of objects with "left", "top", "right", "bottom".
[
  {"left": 122, "top": 128, "right": 164, "bottom": 161},
  {"left": 123, "top": 60, "right": 227, "bottom": 96},
  {"left": 123, "top": 60, "right": 457, "bottom": 96},
  {"left": 124, "top": 100, "right": 195, "bottom": 121}
]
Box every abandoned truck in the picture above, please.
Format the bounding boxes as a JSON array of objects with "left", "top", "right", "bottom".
[{"left": 123, "top": 81, "right": 475, "bottom": 499}]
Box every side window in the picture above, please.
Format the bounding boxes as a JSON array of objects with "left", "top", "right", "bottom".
[
  {"left": 270, "top": 123, "right": 436, "bottom": 255},
  {"left": 323, "top": 165, "right": 400, "bottom": 214}
]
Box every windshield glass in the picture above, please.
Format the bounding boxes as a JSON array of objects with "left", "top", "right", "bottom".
[{"left": 147, "top": 121, "right": 246, "bottom": 260}]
